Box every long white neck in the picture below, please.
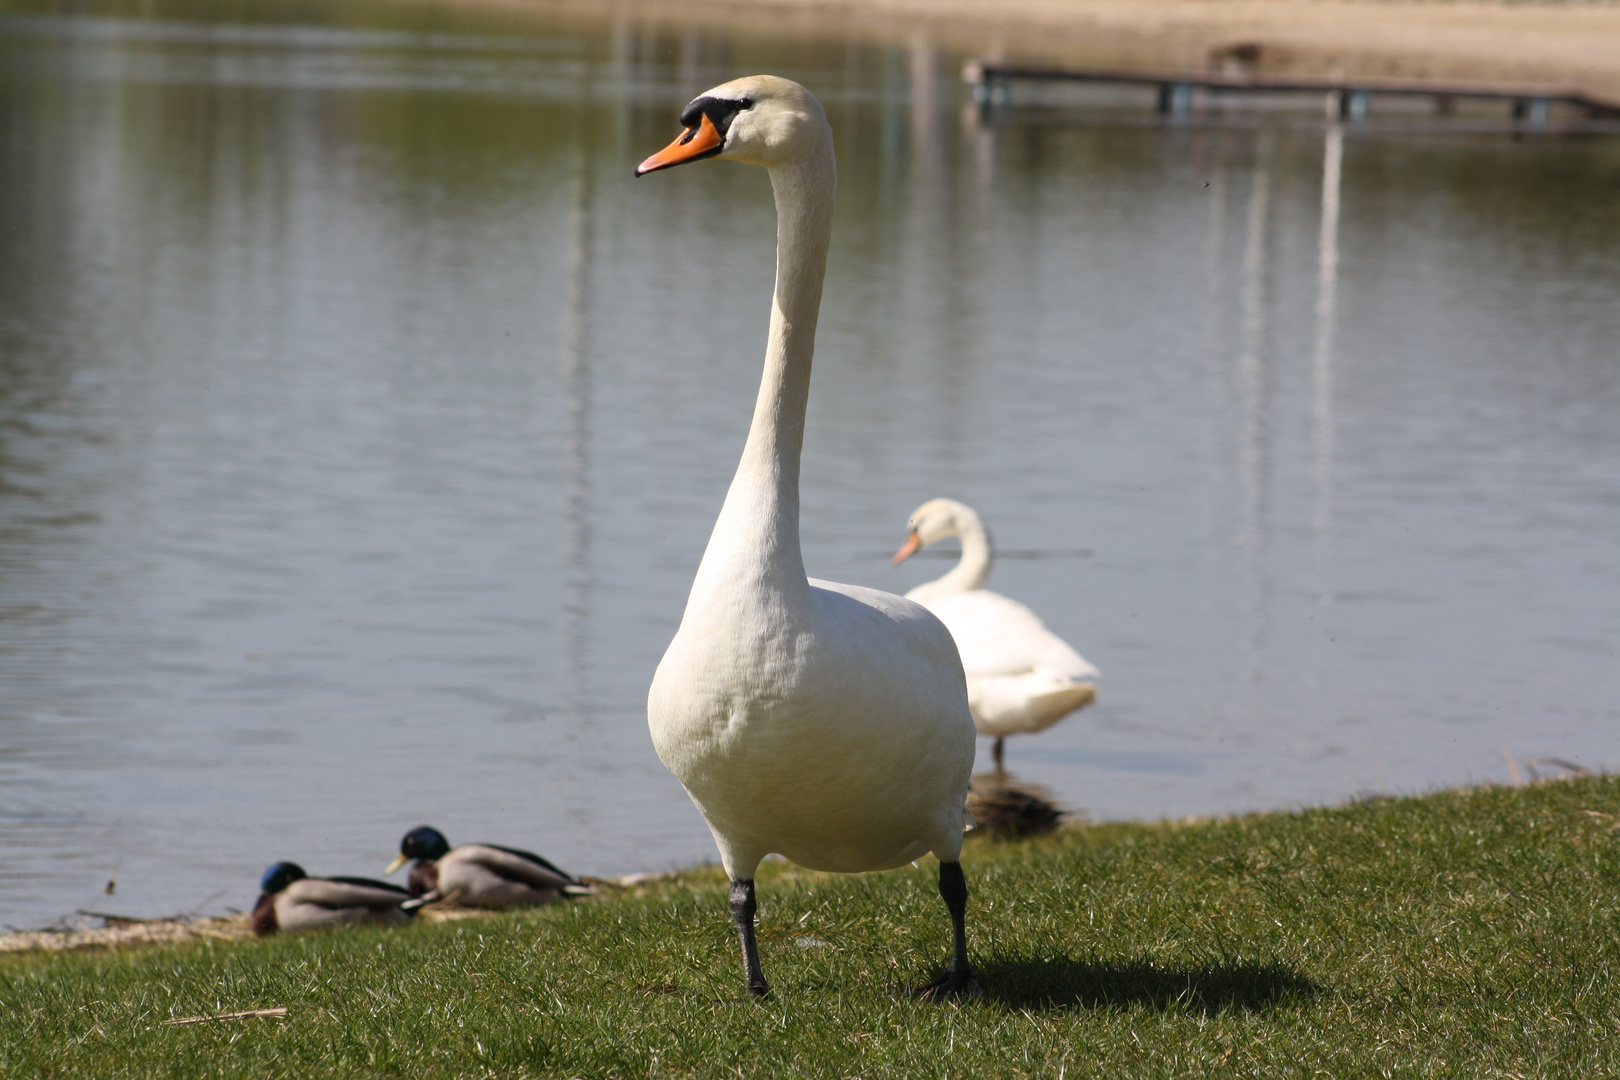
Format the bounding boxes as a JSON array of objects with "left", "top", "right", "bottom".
[
  {"left": 689, "top": 142, "right": 836, "bottom": 608},
  {"left": 913, "top": 509, "right": 994, "bottom": 603}
]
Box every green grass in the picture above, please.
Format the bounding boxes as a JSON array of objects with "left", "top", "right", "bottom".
[{"left": 6, "top": 776, "right": 1620, "bottom": 1078}]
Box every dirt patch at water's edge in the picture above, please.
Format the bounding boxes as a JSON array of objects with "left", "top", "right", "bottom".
[
  {"left": 0, "top": 915, "right": 256, "bottom": 954},
  {"left": 0, "top": 875, "right": 662, "bottom": 955}
]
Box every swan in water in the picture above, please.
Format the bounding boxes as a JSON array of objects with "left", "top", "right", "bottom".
[
  {"left": 639, "top": 76, "right": 980, "bottom": 1000},
  {"left": 894, "top": 498, "right": 1099, "bottom": 770}
]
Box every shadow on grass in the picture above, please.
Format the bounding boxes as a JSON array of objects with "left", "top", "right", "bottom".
[{"left": 978, "top": 954, "right": 1320, "bottom": 1014}]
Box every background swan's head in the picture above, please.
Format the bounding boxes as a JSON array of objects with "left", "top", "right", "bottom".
[
  {"left": 893, "top": 498, "right": 983, "bottom": 563},
  {"left": 636, "top": 76, "right": 830, "bottom": 176}
]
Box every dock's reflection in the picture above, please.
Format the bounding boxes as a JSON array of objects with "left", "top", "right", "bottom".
[
  {"left": 1237, "top": 132, "right": 1275, "bottom": 683},
  {"left": 562, "top": 142, "right": 594, "bottom": 711},
  {"left": 1312, "top": 124, "right": 1343, "bottom": 603}
]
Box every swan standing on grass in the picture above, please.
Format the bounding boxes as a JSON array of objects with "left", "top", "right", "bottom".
[
  {"left": 894, "top": 499, "right": 1099, "bottom": 771},
  {"left": 639, "top": 76, "right": 981, "bottom": 1000}
]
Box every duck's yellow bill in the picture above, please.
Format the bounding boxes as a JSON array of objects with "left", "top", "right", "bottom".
[
  {"left": 385, "top": 853, "right": 409, "bottom": 875},
  {"left": 635, "top": 114, "right": 723, "bottom": 176}
]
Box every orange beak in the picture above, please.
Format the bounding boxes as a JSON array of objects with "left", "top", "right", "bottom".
[
  {"left": 892, "top": 530, "right": 923, "bottom": 564},
  {"left": 635, "top": 114, "right": 724, "bottom": 177}
]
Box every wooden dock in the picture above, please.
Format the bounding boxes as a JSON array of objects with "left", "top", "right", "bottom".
[{"left": 964, "top": 61, "right": 1620, "bottom": 125}]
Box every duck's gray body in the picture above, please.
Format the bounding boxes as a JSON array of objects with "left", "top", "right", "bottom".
[
  {"left": 414, "top": 845, "right": 582, "bottom": 909},
  {"left": 251, "top": 877, "right": 414, "bottom": 935}
]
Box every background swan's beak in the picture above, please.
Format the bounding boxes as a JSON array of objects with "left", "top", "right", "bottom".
[
  {"left": 385, "top": 853, "right": 409, "bottom": 875},
  {"left": 892, "top": 531, "right": 922, "bottom": 564},
  {"left": 635, "top": 114, "right": 723, "bottom": 176}
]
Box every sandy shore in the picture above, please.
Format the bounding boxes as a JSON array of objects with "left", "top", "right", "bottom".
[
  {"left": 0, "top": 875, "right": 662, "bottom": 955},
  {"left": 469, "top": 0, "right": 1620, "bottom": 99},
  {"left": 0, "top": 904, "right": 519, "bottom": 954}
]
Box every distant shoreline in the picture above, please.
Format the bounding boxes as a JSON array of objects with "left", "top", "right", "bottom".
[{"left": 438, "top": 0, "right": 1620, "bottom": 98}]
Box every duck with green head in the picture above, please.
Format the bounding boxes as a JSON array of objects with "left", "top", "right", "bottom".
[
  {"left": 386, "top": 826, "right": 590, "bottom": 909},
  {"left": 251, "top": 861, "right": 422, "bottom": 935}
]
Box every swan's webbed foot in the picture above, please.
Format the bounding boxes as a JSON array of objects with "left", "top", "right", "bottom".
[
  {"left": 730, "top": 878, "right": 772, "bottom": 1000},
  {"left": 911, "top": 968, "right": 984, "bottom": 1001}
]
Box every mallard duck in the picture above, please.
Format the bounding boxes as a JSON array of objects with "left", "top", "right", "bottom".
[
  {"left": 385, "top": 825, "right": 590, "bottom": 909},
  {"left": 895, "top": 498, "right": 1100, "bottom": 770},
  {"left": 250, "top": 861, "right": 420, "bottom": 935}
]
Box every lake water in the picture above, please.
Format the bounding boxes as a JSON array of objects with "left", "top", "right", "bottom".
[{"left": 2, "top": 2, "right": 1617, "bottom": 929}]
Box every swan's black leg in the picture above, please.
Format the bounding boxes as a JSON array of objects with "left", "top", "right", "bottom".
[
  {"left": 730, "top": 879, "right": 771, "bottom": 998},
  {"left": 912, "top": 860, "right": 983, "bottom": 1000},
  {"left": 992, "top": 737, "right": 1006, "bottom": 773}
]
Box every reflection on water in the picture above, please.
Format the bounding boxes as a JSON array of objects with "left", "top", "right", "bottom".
[
  {"left": 1237, "top": 131, "right": 1273, "bottom": 684},
  {"left": 561, "top": 143, "right": 592, "bottom": 704},
  {"left": 2, "top": 4, "right": 1619, "bottom": 927},
  {"left": 1312, "top": 123, "right": 1343, "bottom": 558}
]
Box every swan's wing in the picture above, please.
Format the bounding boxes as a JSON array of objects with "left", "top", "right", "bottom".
[
  {"left": 903, "top": 578, "right": 952, "bottom": 606},
  {"left": 288, "top": 876, "right": 412, "bottom": 911},
  {"left": 452, "top": 845, "right": 580, "bottom": 890},
  {"left": 808, "top": 578, "right": 964, "bottom": 675},
  {"left": 924, "top": 590, "right": 1099, "bottom": 681}
]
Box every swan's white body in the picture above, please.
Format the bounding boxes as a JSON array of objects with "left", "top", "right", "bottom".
[
  {"left": 897, "top": 499, "right": 1099, "bottom": 741},
  {"left": 653, "top": 578, "right": 974, "bottom": 875},
  {"left": 644, "top": 78, "right": 975, "bottom": 885}
]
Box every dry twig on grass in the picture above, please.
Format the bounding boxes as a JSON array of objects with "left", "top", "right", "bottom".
[{"left": 163, "top": 1008, "right": 288, "bottom": 1027}]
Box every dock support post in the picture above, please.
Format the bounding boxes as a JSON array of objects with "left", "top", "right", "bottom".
[
  {"left": 1338, "top": 89, "right": 1370, "bottom": 122},
  {"left": 1157, "top": 81, "right": 1193, "bottom": 117},
  {"left": 972, "top": 72, "right": 1010, "bottom": 109},
  {"left": 1512, "top": 97, "right": 1551, "bottom": 127}
]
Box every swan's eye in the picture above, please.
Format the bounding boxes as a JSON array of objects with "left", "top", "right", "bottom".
[{"left": 681, "top": 96, "right": 751, "bottom": 141}]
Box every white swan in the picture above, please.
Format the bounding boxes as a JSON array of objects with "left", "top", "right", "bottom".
[
  {"left": 639, "top": 77, "right": 980, "bottom": 1000},
  {"left": 894, "top": 498, "right": 1099, "bottom": 770}
]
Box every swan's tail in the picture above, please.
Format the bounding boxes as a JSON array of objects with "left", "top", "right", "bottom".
[
  {"left": 967, "top": 671, "right": 1097, "bottom": 736},
  {"left": 1028, "top": 680, "right": 1095, "bottom": 720}
]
